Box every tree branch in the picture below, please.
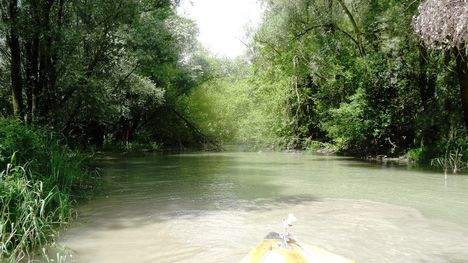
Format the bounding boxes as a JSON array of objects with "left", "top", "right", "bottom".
[{"left": 336, "top": 0, "right": 365, "bottom": 56}]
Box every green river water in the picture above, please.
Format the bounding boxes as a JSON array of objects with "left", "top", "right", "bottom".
[{"left": 52, "top": 151, "right": 468, "bottom": 262}]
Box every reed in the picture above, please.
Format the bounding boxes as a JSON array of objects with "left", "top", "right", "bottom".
[
  {"left": 431, "top": 129, "right": 468, "bottom": 181},
  {"left": 0, "top": 118, "right": 96, "bottom": 261}
]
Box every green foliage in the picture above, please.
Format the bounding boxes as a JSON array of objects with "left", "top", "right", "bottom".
[
  {"left": 0, "top": 0, "right": 465, "bottom": 163},
  {"left": 227, "top": 0, "right": 467, "bottom": 157},
  {"left": 0, "top": 0, "right": 209, "bottom": 149},
  {"left": 407, "top": 147, "right": 426, "bottom": 163},
  {"left": 322, "top": 88, "right": 369, "bottom": 150},
  {"left": 184, "top": 56, "right": 291, "bottom": 149},
  {"left": 1, "top": 162, "right": 58, "bottom": 261},
  {"left": 0, "top": 118, "right": 97, "bottom": 261}
]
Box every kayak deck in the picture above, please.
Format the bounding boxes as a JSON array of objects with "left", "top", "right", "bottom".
[{"left": 241, "top": 232, "right": 355, "bottom": 263}]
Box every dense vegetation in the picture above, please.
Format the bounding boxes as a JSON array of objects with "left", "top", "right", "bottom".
[
  {"left": 0, "top": 0, "right": 467, "bottom": 259},
  {"left": 0, "top": 0, "right": 214, "bottom": 149},
  {"left": 0, "top": 118, "right": 95, "bottom": 261},
  {"left": 187, "top": 0, "right": 467, "bottom": 164},
  {"left": 1, "top": 0, "right": 466, "bottom": 155}
]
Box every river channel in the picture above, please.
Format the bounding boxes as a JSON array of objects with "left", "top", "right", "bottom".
[{"left": 52, "top": 151, "right": 468, "bottom": 262}]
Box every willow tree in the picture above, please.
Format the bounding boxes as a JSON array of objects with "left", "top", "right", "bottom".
[
  {"left": 0, "top": 0, "right": 210, "bottom": 148},
  {"left": 413, "top": 0, "right": 468, "bottom": 127}
]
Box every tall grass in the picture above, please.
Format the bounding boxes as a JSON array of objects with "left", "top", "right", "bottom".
[
  {"left": 431, "top": 129, "right": 468, "bottom": 178},
  {"left": 407, "top": 128, "right": 468, "bottom": 175},
  {"left": 0, "top": 118, "right": 96, "bottom": 261}
]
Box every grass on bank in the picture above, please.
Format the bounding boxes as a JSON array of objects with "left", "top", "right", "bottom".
[{"left": 0, "top": 118, "right": 97, "bottom": 262}]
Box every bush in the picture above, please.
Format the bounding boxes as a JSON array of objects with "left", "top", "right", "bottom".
[
  {"left": 406, "top": 146, "right": 426, "bottom": 162},
  {"left": 0, "top": 118, "right": 96, "bottom": 261},
  {"left": 322, "top": 88, "right": 370, "bottom": 152}
]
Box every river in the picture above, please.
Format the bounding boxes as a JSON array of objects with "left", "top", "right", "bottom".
[{"left": 51, "top": 151, "right": 468, "bottom": 262}]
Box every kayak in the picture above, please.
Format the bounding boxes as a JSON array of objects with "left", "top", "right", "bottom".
[{"left": 240, "top": 232, "right": 356, "bottom": 263}]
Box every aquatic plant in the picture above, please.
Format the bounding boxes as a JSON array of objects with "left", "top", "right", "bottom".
[{"left": 431, "top": 129, "right": 468, "bottom": 177}]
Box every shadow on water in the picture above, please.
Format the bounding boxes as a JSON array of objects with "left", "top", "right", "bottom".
[
  {"left": 45, "top": 149, "right": 468, "bottom": 263},
  {"left": 55, "top": 152, "right": 468, "bottom": 263},
  {"left": 70, "top": 151, "right": 468, "bottom": 237},
  {"left": 335, "top": 154, "right": 460, "bottom": 176},
  {"left": 340, "top": 157, "right": 463, "bottom": 175},
  {"left": 71, "top": 194, "right": 319, "bottom": 235},
  {"left": 71, "top": 194, "right": 320, "bottom": 233},
  {"left": 71, "top": 153, "right": 322, "bottom": 233}
]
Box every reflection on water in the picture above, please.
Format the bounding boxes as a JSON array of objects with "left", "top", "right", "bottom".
[{"left": 53, "top": 152, "right": 468, "bottom": 262}]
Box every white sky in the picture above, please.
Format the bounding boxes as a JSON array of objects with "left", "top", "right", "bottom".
[{"left": 178, "top": 0, "right": 263, "bottom": 58}]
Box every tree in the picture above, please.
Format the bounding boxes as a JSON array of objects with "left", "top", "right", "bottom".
[
  {"left": 413, "top": 0, "right": 468, "bottom": 127},
  {"left": 1, "top": 0, "right": 24, "bottom": 117},
  {"left": 0, "top": 0, "right": 210, "bottom": 148}
]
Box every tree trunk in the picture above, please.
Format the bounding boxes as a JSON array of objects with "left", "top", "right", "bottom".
[
  {"left": 418, "top": 45, "right": 429, "bottom": 109},
  {"left": 418, "top": 46, "right": 437, "bottom": 144},
  {"left": 25, "top": 0, "right": 40, "bottom": 122},
  {"left": 170, "top": 107, "right": 220, "bottom": 149},
  {"left": 37, "top": 0, "right": 54, "bottom": 119},
  {"left": 7, "top": 0, "right": 24, "bottom": 118},
  {"left": 455, "top": 48, "right": 468, "bottom": 128}
]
